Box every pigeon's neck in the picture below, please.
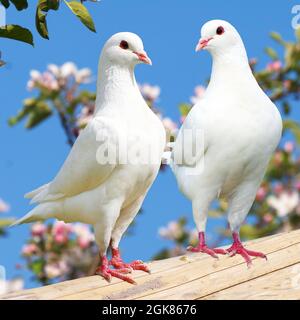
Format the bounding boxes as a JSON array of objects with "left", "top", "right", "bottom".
[
  {"left": 95, "top": 56, "right": 138, "bottom": 113},
  {"left": 209, "top": 44, "right": 255, "bottom": 89}
]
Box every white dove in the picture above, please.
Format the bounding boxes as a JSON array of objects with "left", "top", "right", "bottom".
[
  {"left": 13, "top": 32, "right": 166, "bottom": 283},
  {"left": 171, "top": 20, "right": 282, "bottom": 267}
]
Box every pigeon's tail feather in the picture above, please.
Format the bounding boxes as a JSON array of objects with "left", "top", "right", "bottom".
[
  {"left": 25, "top": 183, "right": 50, "bottom": 199},
  {"left": 30, "top": 191, "right": 64, "bottom": 205},
  {"left": 25, "top": 183, "right": 64, "bottom": 205},
  {"left": 10, "top": 202, "right": 60, "bottom": 227}
]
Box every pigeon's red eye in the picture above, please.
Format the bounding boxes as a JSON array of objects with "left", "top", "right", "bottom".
[
  {"left": 120, "top": 40, "right": 129, "bottom": 49},
  {"left": 216, "top": 26, "right": 225, "bottom": 35}
]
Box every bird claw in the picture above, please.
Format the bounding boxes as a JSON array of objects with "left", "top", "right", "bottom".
[
  {"left": 226, "top": 243, "right": 267, "bottom": 267},
  {"left": 110, "top": 257, "right": 150, "bottom": 274},
  {"left": 95, "top": 266, "right": 136, "bottom": 285},
  {"left": 187, "top": 245, "right": 227, "bottom": 259}
]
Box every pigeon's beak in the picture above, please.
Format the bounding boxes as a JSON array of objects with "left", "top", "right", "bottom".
[
  {"left": 195, "top": 37, "right": 213, "bottom": 51},
  {"left": 134, "top": 51, "right": 152, "bottom": 65}
]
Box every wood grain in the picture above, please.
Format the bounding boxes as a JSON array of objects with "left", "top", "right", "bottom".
[{"left": 1, "top": 230, "right": 300, "bottom": 300}]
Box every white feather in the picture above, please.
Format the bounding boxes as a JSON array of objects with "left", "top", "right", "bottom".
[
  {"left": 14, "top": 32, "right": 166, "bottom": 255},
  {"left": 171, "top": 20, "right": 282, "bottom": 234}
]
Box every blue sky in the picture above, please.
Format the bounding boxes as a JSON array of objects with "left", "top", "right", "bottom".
[{"left": 0, "top": 1, "right": 298, "bottom": 288}]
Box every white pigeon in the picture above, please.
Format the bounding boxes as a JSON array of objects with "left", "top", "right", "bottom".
[
  {"left": 171, "top": 20, "right": 282, "bottom": 267},
  {"left": 13, "top": 32, "right": 166, "bottom": 284}
]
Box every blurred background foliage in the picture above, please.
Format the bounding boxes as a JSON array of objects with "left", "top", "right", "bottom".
[
  {"left": 1, "top": 24, "right": 300, "bottom": 288},
  {"left": 0, "top": 0, "right": 96, "bottom": 50}
]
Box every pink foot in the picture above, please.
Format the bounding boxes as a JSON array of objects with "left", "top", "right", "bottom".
[
  {"left": 226, "top": 232, "right": 267, "bottom": 268},
  {"left": 110, "top": 248, "right": 151, "bottom": 274},
  {"left": 95, "top": 255, "right": 136, "bottom": 285},
  {"left": 187, "top": 232, "right": 227, "bottom": 259}
]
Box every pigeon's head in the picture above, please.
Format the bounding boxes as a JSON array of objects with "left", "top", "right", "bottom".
[
  {"left": 196, "top": 20, "right": 243, "bottom": 54},
  {"left": 102, "top": 32, "right": 152, "bottom": 67}
]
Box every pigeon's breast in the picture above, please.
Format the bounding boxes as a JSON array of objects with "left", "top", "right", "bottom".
[{"left": 204, "top": 101, "right": 282, "bottom": 194}]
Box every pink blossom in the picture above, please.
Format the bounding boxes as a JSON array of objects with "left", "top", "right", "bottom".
[
  {"left": 42, "top": 71, "right": 59, "bottom": 91},
  {"left": 73, "top": 223, "right": 94, "bottom": 249},
  {"left": 267, "top": 191, "right": 299, "bottom": 218},
  {"left": 76, "top": 105, "right": 94, "bottom": 128},
  {"left": 44, "top": 264, "right": 61, "bottom": 279},
  {"left": 158, "top": 221, "right": 183, "bottom": 240},
  {"left": 249, "top": 58, "right": 258, "bottom": 66},
  {"left": 284, "top": 141, "right": 294, "bottom": 153},
  {"left": 22, "top": 243, "right": 38, "bottom": 256},
  {"left": 52, "top": 221, "right": 72, "bottom": 244},
  {"left": 266, "top": 60, "right": 282, "bottom": 72},
  {"left": 75, "top": 68, "right": 92, "bottom": 84},
  {"left": 256, "top": 186, "right": 267, "bottom": 202},
  {"left": 139, "top": 83, "right": 160, "bottom": 102},
  {"left": 60, "top": 62, "right": 77, "bottom": 78},
  {"left": 31, "top": 222, "right": 47, "bottom": 237},
  {"left": 47, "top": 64, "right": 60, "bottom": 77},
  {"left": 295, "top": 181, "right": 300, "bottom": 192},
  {"left": 29, "top": 70, "right": 41, "bottom": 81},
  {"left": 190, "top": 85, "right": 206, "bottom": 105},
  {"left": 45, "top": 261, "right": 69, "bottom": 279},
  {"left": 27, "top": 70, "right": 59, "bottom": 91},
  {"left": 263, "top": 213, "right": 273, "bottom": 223},
  {"left": 162, "top": 117, "right": 178, "bottom": 135},
  {"left": 0, "top": 198, "right": 10, "bottom": 213}
]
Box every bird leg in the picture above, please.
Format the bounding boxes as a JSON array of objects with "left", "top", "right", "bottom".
[
  {"left": 226, "top": 232, "right": 267, "bottom": 268},
  {"left": 95, "top": 254, "right": 136, "bottom": 285},
  {"left": 110, "top": 248, "right": 150, "bottom": 273},
  {"left": 187, "top": 231, "right": 227, "bottom": 258}
]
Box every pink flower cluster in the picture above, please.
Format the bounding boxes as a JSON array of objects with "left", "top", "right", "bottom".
[
  {"left": 190, "top": 85, "right": 206, "bottom": 105},
  {"left": 158, "top": 221, "right": 184, "bottom": 241},
  {"left": 266, "top": 60, "right": 282, "bottom": 72},
  {"left": 139, "top": 83, "right": 160, "bottom": 102},
  {"left": 52, "top": 221, "right": 73, "bottom": 245},
  {"left": 0, "top": 198, "right": 10, "bottom": 213},
  {"left": 267, "top": 191, "right": 299, "bottom": 218},
  {"left": 27, "top": 62, "right": 92, "bottom": 92}
]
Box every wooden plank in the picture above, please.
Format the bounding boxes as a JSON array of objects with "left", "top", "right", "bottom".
[
  {"left": 1, "top": 230, "right": 278, "bottom": 300},
  {"left": 1, "top": 230, "right": 300, "bottom": 300},
  {"left": 202, "top": 263, "right": 300, "bottom": 300},
  {"left": 137, "top": 234, "right": 300, "bottom": 300}
]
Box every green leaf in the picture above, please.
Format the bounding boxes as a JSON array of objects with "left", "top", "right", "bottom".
[
  {"left": 64, "top": 0, "right": 96, "bottom": 32},
  {"left": 0, "top": 218, "right": 15, "bottom": 228},
  {"left": 270, "top": 31, "right": 286, "bottom": 46},
  {"left": 283, "top": 119, "right": 300, "bottom": 144},
  {"left": 36, "top": 1, "right": 49, "bottom": 39},
  {"left": 8, "top": 98, "right": 37, "bottom": 126},
  {"left": 47, "top": 0, "right": 60, "bottom": 10},
  {"left": 29, "top": 260, "right": 44, "bottom": 275},
  {"left": 179, "top": 103, "right": 192, "bottom": 117},
  {"left": 282, "top": 101, "right": 290, "bottom": 116},
  {"left": 265, "top": 47, "right": 278, "bottom": 60},
  {"left": 0, "top": 0, "right": 10, "bottom": 8},
  {"left": 295, "top": 28, "right": 300, "bottom": 43},
  {"left": 0, "top": 24, "right": 33, "bottom": 45},
  {"left": 26, "top": 101, "right": 52, "bottom": 129},
  {"left": 10, "top": 0, "right": 28, "bottom": 10}
]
